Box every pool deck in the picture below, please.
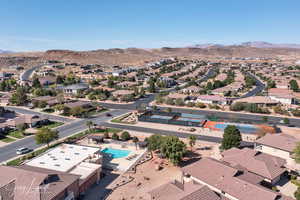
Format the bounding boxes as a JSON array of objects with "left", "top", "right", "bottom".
[{"left": 78, "top": 138, "right": 147, "bottom": 172}]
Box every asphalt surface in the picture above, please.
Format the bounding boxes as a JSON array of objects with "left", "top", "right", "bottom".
[
  {"left": 20, "top": 65, "right": 43, "bottom": 81},
  {"left": 0, "top": 66, "right": 295, "bottom": 163},
  {"left": 0, "top": 109, "right": 129, "bottom": 163},
  {"left": 7, "top": 106, "right": 73, "bottom": 123},
  {"left": 240, "top": 72, "right": 265, "bottom": 98}
]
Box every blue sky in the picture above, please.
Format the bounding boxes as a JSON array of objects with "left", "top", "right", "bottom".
[{"left": 1, "top": 0, "right": 300, "bottom": 51}]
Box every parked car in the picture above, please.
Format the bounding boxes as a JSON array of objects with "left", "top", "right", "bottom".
[
  {"left": 16, "top": 147, "right": 32, "bottom": 155},
  {"left": 106, "top": 113, "right": 112, "bottom": 117}
]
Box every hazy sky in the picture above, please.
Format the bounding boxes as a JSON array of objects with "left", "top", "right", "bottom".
[{"left": 1, "top": 0, "right": 300, "bottom": 51}]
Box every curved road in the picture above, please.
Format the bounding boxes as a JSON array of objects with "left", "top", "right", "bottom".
[
  {"left": 240, "top": 72, "right": 265, "bottom": 98},
  {"left": 20, "top": 64, "right": 44, "bottom": 81}
]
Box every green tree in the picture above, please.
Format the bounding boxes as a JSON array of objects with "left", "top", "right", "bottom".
[
  {"left": 290, "top": 80, "right": 299, "bottom": 92},
  {"left": 35, "top": 127, "right": 59, "bottom": 147},
  {"left": 147, "top": 134, "right": 165, "bottom": 151},
  {"left": 132, "top": 136, "right": 139, "bottom": 150},
  {"left": 283, "top": 118, "right": 290, "bottom": 125},
  {"left": 86, "top": 120, "right": 94, "bottom": 132},
  {"left": 165, "top": 98, "right": 174, "bottom": 105},
  {"left": 160, "top": 136, "right": 186, "bottom": 165},
  {"left": 70, "top": 106, "right": 85, "bottom": 117},
  {"left": 111, "top": 132, "right": 119, "bottom": 140},
  {"left": 262, "top": 116, "right": 268, "bottom": 123},
  {"left": 32, "top": 77, "right": 41, "bottom": 88},
  {"left": 56, "top": 75, "right": 65, "bottom": 84},
  {"left": 38, "top": 101, "right": 47, "bottom": 108},
  {"left": 221, "top": 125, "right": 242, "bottom": 150},
  {"left": 108, "top": 79, "right": 115, "bottom": 88},
  {"left": 206, "top": 82, "right": 213, "bottom": 90},
  {"left": 10, "top": 87, "right": 28, "bottom": 106},
  {"left": 54, "top": 104, "right": 65, "bottom": 112},
  {"left": 121, "top": 131, "right": 131, "bottom": 141},
  {"left": 267, "top": 80, "right": 276, "bottom": 89},
  {"left": 294, "top": 187, "right": 300, "bottom": 200},
  {"left": 175, "top": 98, "right": 184, "bottom": 106},
  {"left": 293, "top": 143, "right": 300, "bottom": 164},
  {"left": 148, "top": 78, "right": 156, "bottom": 93},
  {"left": 188, "top": 135, "right": 197, "bottom": 150}
]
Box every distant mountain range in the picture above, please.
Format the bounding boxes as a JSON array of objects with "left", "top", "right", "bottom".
[
  {"left": 189, "top": 41, "right": 300, "bottom": 49},
  {"left": 0, "top": 49, "right": 13, "bottom": 54}
]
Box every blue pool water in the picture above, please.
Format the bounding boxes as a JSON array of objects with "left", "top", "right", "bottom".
[
  {"left": 215, "top": 123, "right": 258, "bottom": 134},
  {"left": 101, "top": 148, "right": 131, "bottom": 159}
]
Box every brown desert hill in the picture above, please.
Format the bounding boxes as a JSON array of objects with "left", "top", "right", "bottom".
[
  {"left": 42, "top": 48, "right": 162, "bottom": 66},
  {"left": 1, "top": 45, "right": 300, "bottom": 68}
]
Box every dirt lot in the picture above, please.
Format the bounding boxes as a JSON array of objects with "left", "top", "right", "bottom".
[
  {"left": 107, "top": 140, "right": 220, "bottom": 200},
  {"left": 278, "top": 126, "right": 300, "bottom": 139}
]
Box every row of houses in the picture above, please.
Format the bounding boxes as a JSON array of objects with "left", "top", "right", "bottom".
[{"left": 150, "top": 133, "right": 300, "bottom": 200}]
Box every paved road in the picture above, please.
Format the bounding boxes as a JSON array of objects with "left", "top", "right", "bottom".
[
  {"left": 20, "top": 64, "right": 43, "bottom": 81},
  {"left": 0, "top": 109, "right": 129, "bottom": 163},
  {"left": 240, "top": 72, "right": 265, "bottom": 98},
  {"left": 7, "top": 106, "right": 73, "bottom": 123},
  {"left": 101, "top": 122, "right": 252, "bottom": 147}
]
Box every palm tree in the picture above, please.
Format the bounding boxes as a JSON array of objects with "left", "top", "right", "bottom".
[
  {"left": 86, "top": 121, "right": 94, "bottom": 133},
  {"left": 188, "top": 135, "right": 197, "bottom": 151},
  {"left": 262, "top": 116, "right": 268, "bottom": 123},
  {"left": 132, "top": 136, "right": 139, "bottom": 150}
]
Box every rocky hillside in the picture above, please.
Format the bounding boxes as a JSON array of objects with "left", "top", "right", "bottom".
[{"left": 1, "top": 45, "right": 300, "bottom": 68}]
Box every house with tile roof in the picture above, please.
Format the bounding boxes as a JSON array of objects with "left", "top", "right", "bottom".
[
  {"left": 221, "top": 148, "right": 286, "bottom": 185},
  {"left": 0, "top": 165, "right": 80, "bottom": 200},
  {"left": 148, "top": 180, "right": 222, "bottom": 200},
  {"left": 181, "top": 158, "right": 292, "bottom": 200},
  {"left": 255, "top": 134, "right": 300, "bottom": 172}
]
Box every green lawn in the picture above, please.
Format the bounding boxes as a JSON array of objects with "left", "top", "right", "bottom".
[
  {"left": 38, "top": 121, "right": 64, "bottom": 130},
  {"left": 8, "top": 130, "right": 25, "bottom": 139},
  {"left": 86, "top": 108, "right": 108, "bottom": 117},
  {"left": 0, "top": 137, "right": 16, "bottom": 143}
]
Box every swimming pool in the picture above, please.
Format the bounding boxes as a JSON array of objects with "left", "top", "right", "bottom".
[
  {"left": 214, "top": 123, "right": 258, "bottom": 134},
  {"left": 101, "top": 148, "right": 131, "bottom": 159}
]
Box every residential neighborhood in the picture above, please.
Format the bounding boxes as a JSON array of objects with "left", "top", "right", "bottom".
[{"left": 1, "top": 1, "right": 300, "bottom": 200}]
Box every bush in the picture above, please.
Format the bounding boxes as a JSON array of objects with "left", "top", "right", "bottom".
[
  {"left": 208, "top": 104, "right": 221, "bottom": 110},
  {"left": 292, "top": 109, "right": 300, "bottom": 117},
  {"left": 295, "top": 187, "right": 300, "bottom": 200},
  {"left": 230, "top": 102, "right": 245, "bottom": 111},
  {"left": 112, "top": 132, "right": 119, "bottom": 140},
  {"left": 165, "top": 98, "right": 175, "bottom": 105},
  {"left": 38, "top": 101, "right": 47, "bottom": 108},
  {"left": 196, "top": 102, "right": 206, "bottom": 108},
  {"left": 121, "top": 131, "right": 131, "bottom": 141},
  {"left": 175, "top": 98, "right": 184, "bottom": 106},
  {"left": 273, "top": 106, "right": 290, "bottom": 116},
  {"left": 186, "top": 102, "right": 195, "bottom": 107}
]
